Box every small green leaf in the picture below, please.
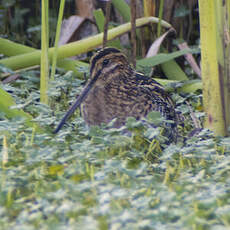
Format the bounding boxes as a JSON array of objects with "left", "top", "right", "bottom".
[
  {"left": 93, "top": 9, "right": 105, "bottom": 33},
  {"left": 147, "top": 111, "right": 164, "bottom": 125},
  {"left": 112, "top": 0, "right": 131, "bottom": 22},
  {"left": 137, "top": 48, "right": 199, "bottom": 73},
  {"left": 0, "top": 87, "right": 39, "bottom": 130},
  {"left": 161, "top": 59, "right": 188, "bottom": 80}
]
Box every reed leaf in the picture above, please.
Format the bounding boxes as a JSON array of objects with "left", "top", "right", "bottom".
[
  {"left": 199, "top": 0, "right": 230, "bottom": 136},
  {"left": 50, "top": 0, "right": 66, "bottom": 81},
  {"left": 0, "top": 17, "right": 171, "bottom": 72},
  {"left": 40, "top": 0, "right": 49, "bottom": 104}
]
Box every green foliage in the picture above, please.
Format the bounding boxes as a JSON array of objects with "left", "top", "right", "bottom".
[
  {"left": 174, "top": 4, "right": 190, "bottom": 18},
  {"left": 50, "top": 0, "right": 66, "bottom": 81},
  {"left": 112, "top": 0, "right": 131, "bottom": 22},
  {"left": 93, "top": 8, "right": 121, "bottom": 48},
  {"left": 0, "top": 65, "right": 38, "bottom": 130},
  {"left": 0, "top": 70, "right": 229, "bottom": 229},
  {"left": 0, "top": 0, "right": 74, "bottom": 47},
  {"left": 161, "top": 59, "right": 188, "bottom": 81},
  {"left": 0, "top": 2, "right": 226, "bottom": 229},
  {"left": 137, "top": 48, "right": 199, "bottom": 81},
  {"left": 94, "top": 9, "right": 105, "bottom": 33}
]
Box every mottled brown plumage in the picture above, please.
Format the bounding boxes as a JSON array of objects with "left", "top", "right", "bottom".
[{"left": 54, "top": 47, "right": 178, "bottom": 140}]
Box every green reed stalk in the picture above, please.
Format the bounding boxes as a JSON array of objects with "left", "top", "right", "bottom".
[
  {"left": 157, "top": 0, "right": 164, "bottom": 37},
  {"left": 199, "top": 0, "right": 230, "bottom": 136},
  {"left": 40, "top": 0, "right": 49, "bottom": 104},
  {"left": 50, "top": 0, "right": 66, "bottom": 81},
  {"left": 0, "top": 37, "right": 87, "bottom": 78}
]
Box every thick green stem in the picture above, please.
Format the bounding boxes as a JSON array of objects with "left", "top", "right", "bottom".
[
  {"left": 0, "top": 38, "right": 87, "bottom": 78},
  {"left": 199, "top": 0, "right": 230, "bottom": 136},
  {"left": 0, "top": 17, "right": 171, "bottom": 71},
  {"left": 40, "top": 0, "right": 49, "bottom": 104},
  {"left": 157, "top": 0, "right": 164, "bottom": 37},
  {"left": 50, "top": 0, "right": 66, "bottom": 80}
]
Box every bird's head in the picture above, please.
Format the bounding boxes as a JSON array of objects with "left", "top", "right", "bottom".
[{"left": 89, "top": 47, "right": 131, "bottom": 84}]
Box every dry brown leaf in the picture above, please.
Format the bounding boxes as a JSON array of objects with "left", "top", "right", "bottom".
[
  {"left": 59, "top": 16, "right": 85, "bottom": 45},
  {"left": 163, "top": 0, "right": 175, "bottom": 21},
  {"left": 2, "top": 74, "right": 20, "bottom": 84},
  {"left": 75, "top": 0, "right": 96, "bottom": 19},
  {"left": 146, "top": 28, "right": 175, "bottom": 57},
  {"left": 177, "top": 42, "right": 201, "bottom": 78}
]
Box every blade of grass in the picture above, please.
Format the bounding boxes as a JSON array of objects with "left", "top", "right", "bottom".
[
  {"left": 93, "top": 9, "right": 105, "bottom": 32},
  {"left": 161, "top": 60, "right": 188, "bottom": 81},
  {"left": 111, "top": 0, "right": 131, "bottom": 22},
  {"left": 154, "top": 78, "right": 202, "bottom": 93},
  {"left": 157, "top": 0, "right": 164, "bottom": 37},
  {"left": 2, "top": 136, "right": 8, "bottom": 168},
  {"left": 50, "top": 0, "right": 66, "bottom": 81},
  {"left": 137, "top": 48, "right": 198, "bottom": 69},
  {"left": 40, "top": 0, "right": 49, "bottom": 104},
  {"left": 0, "top": 87, "right": 40, "bottom": 130},
  {"left": 177, "top": 80, "right": 202, "bottom": 93}
]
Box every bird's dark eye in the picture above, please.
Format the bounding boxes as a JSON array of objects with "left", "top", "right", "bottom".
[{"left": 102, "top": 59, "right": 109, "bottom": 66}]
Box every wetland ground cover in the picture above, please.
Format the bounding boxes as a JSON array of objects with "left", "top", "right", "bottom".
[{"left": 0, "top": 71, "right": 230, "bottom": 230}]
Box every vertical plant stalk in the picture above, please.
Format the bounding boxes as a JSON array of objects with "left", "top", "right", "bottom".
[
  {"left": 50, "top": 0, "right": 66, "bottom": 81},
  {"left": 131, "top": 0, "right": 136, "bottom": 67},
  {"left": 40, "top": 0, "right": 49, "bottom": 104},
  {"left": 2, "top": 136, "right": 8, "bottom": 168},
  {"left": 143, "top": 0, "right": 155, "bottom": 17},
  {"left": 142, "top": 0, "right": 156, "bottom": 55},
  {"left": 199, "top": 0, "right": 230, "bottom": 136},
  {"left": 103, "top": 0, "right": 112, "bottom": 48},
  {"left": 157, "top": 0, "right": 164, "bottom": 37},
  {"left": 220, "top": 1, "right": 230, "bottom": 133}
]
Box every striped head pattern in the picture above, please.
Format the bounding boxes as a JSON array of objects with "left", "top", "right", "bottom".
[{"left": 89, "top": 47, "right": 132, "bottom": 82}]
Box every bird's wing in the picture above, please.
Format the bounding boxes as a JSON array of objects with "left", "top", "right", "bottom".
[{"left": 135, "top": 72, "right": 175, "bottom": 108}]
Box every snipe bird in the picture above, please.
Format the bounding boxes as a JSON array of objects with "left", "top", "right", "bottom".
[{"left": 54, "top": 47, "right": 178, "bottom": 141}]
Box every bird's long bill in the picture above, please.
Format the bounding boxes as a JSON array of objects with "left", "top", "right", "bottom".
[{"left": 53, "top": 77, "right": 97, "bottom": 134}]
